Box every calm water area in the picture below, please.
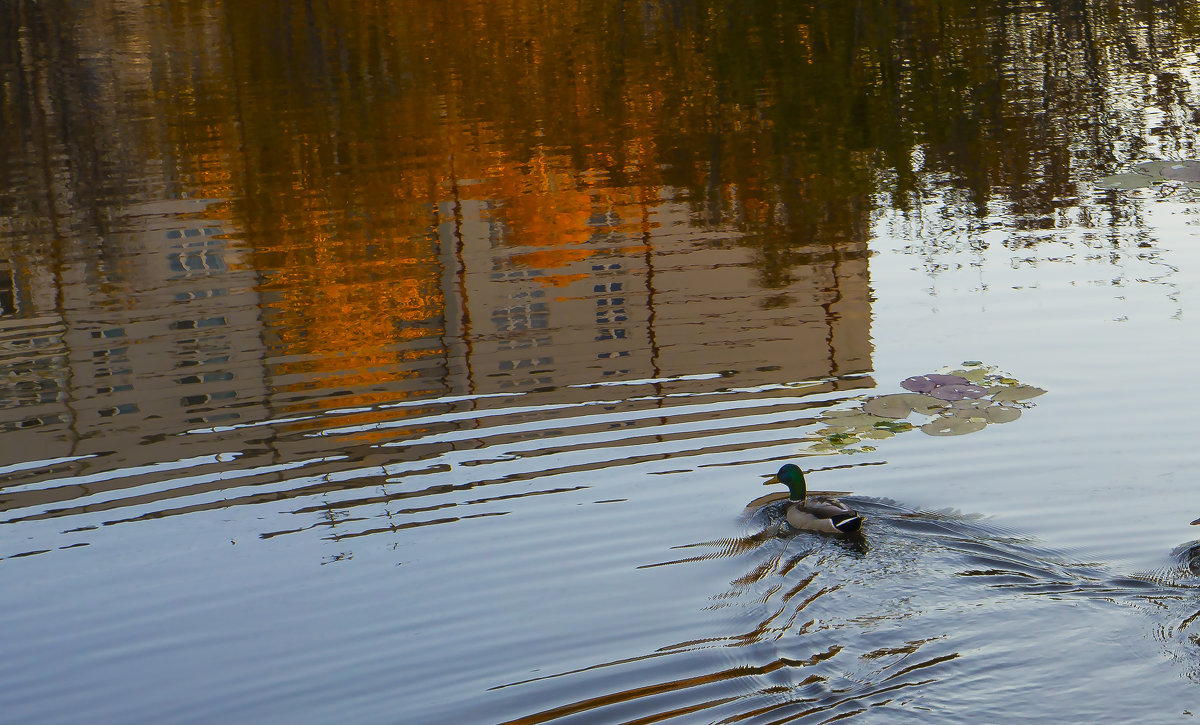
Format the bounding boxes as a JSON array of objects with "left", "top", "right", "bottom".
[{"left": 8, "top": 1, "right": 1200, "bottom": 722}]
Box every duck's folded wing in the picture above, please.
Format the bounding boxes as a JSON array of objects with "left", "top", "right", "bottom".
[{"left": 802, "top": 499, "right": 854, "bottom": 518}]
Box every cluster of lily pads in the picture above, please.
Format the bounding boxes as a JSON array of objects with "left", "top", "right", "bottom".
[
  {"left": 1094, "top": 160, "right": 1200, "bottom": 192},
  {"left": 804, "top": 362, "right": 1045, "bottom": 454}
]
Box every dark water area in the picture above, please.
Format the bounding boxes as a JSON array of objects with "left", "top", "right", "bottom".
[{"left": 5, "top": 0, "right": 1200, "bottom": 722}]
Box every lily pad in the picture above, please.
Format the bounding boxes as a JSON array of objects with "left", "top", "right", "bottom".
[
  {"left": 900, "top": 375, "right": 938, "bottom": 393},
  {"left": 1132, "top": 160, "right": 1174, "bottom": 175},
  {"left": 822, "top": 409, "right": 865, "bottom": 420},
  {"left": 860, "top": 428, "right": 895, "bottom": 440},
  {"left": 921, "top": 417, "right": 987, "bottom": 436},
  {"left": 948, "top": 398, "right": 992, "bottom": 410},
  {"left": 946, "top": 367, "right": 989, "bottom": 383},
  {"left": 872, "top": 420, "right": 914, "bottom": 433},
  {"left": 818, "top": 412, "right": 889, "bottom": 428},
  {"left": 930, "top": 383, "right": 989, "bottom": 400},
  {"left": 948, "top": 408, "right": 986, "bottom": 419},
  {"left": 862, "top": 394, "right": 916, "bottom": 418},
  {"left": 989, "top": 385, "right": 1047, "bottom": 402},
  {"left": 818, "top": 425, "right": 851, "bottom": 435},
  {"left": 1161, "top": 161, "right": 1200, "bottom": 182},
  {"left": 984, "top": 405, "right": 1022, "bottom": 423},
  {"left": 907, "top": 394, "right": 949, "bottom": 414},
  {"left": 926, "top": 374, "right": 970, "bottom": 386},
  {"left": 863, "top": 393, "right": 946, "bottom": 418},
  {"left": 1093, "top": 172, "right": 1157, "bottom": 190}
]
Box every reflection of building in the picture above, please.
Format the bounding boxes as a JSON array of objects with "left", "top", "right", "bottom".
[
  {"left": 439, "top": 194, "right": 872, "bottom": 396},
  {"left": 0, "top": 201, "right": 269, "bottom": 470},
  {"left": 1, "top": 185, "right": 873, "bottom": 472}
]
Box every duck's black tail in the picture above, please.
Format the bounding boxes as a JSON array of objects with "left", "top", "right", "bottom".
[{"left": 831, "top": 514, "right": 863, "bottom": 533}]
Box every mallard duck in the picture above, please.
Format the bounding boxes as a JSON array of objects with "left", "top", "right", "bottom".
[{"left": 772, "top": 464, "right": 863, "bottom": 534}]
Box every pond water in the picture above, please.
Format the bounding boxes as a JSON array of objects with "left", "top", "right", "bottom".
[{"left": 5, "top": 1, "right": 1200, "bottom": 722}]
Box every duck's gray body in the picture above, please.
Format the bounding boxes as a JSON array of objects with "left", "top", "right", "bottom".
[
  {"left": 774, "top": 463, "right": 863, "bottom": 534},
  {"left": 785, "top": 498, "right": 862, "bottom": 533}
]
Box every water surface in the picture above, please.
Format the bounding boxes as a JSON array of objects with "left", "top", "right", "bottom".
[{"left": 4, "top": 0, "right": 1200, "bottom": 722}]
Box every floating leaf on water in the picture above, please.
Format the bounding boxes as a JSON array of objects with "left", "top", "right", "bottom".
[
  {"left": 962, "top": 360, "right": 983, "bottom": 366},
  {"left": 873, "top": 420, "right": 914, "bottom": 433},
  {"left": 926, "top": 373, "right": 970, "bottom": 386},
  {"left": 921, "top": 417, "right": 987, "bottom": 436},
  {"left": 900, "top": 375, "right": 938, "bottom": 393},
  {"left": 946, "top": 367, "right": 989, "bottom": 383},
  {"left": 948, "top": 398, "right": 991, "bottom": 410},
  {"left": 990, "top": 385, "right": 1047, "bottom": 402},
  {"left": 1093, "top": 172, "right": 1157, "bottom": 190},
  {"left": 819, "top": 412, "right": 888, "bottom": 428},
  {"left": 930, "top": 382, "right": 989, "bottom": 400},
  {"left": 823, "top": 409, "right": 868, "bottom": 420},
  {"left": 1161, "top": 161, "right": 1200, "bottom": 182},
  {"left": 863, "top": 392, "right": 946, "bottom": 418},
  {"left": 948, "top": 408, "right": 987, "bottom": 419},
  {"left": 903, "top": 393, "right": 950, "bottom": 414},
  {"left": 860, "top": 428, "right": 895, "bottom": 440},
  {"left": 827, "top": 433, "right": 860, "bottom": 447},
  {"left": 1132, "top": 160, "right": 1173, "bottom": 175},
  {"left": 984, "top": 405, "right": 1022, "bottom": 423},
  {"left": 863, "top": 394, "right": 917, "bottom": 418}
]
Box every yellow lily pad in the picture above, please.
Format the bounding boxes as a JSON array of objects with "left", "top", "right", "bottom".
[
  {"left": 921, "top": 417, "right": 987, "bottom": 436},
  {"left": 819, "top": 412, "right": 889, "bottom": 428},
  {"left": 860, "top": 428, "right": 895, "bottom": 440}
]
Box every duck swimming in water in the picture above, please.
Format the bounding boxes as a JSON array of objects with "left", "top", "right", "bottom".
[{"left": 772, "top": 464, "right": 863, "bottom": 534}]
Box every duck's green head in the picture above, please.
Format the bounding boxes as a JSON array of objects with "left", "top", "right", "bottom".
[{"left": 776, "top": 464, "right": 807, "bottom": 501}]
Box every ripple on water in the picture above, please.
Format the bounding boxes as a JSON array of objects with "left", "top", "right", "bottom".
[
  {"left": 472, "top": 497, "right": 1200, "bottom": 724},
  {"left": 4, "top": 373, "right": 1200, "bottom": 723}
]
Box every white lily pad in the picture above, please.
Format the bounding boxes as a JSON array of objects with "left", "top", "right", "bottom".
[{"left": 921, "top": 417, "right": 987, "bottom": 436}]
